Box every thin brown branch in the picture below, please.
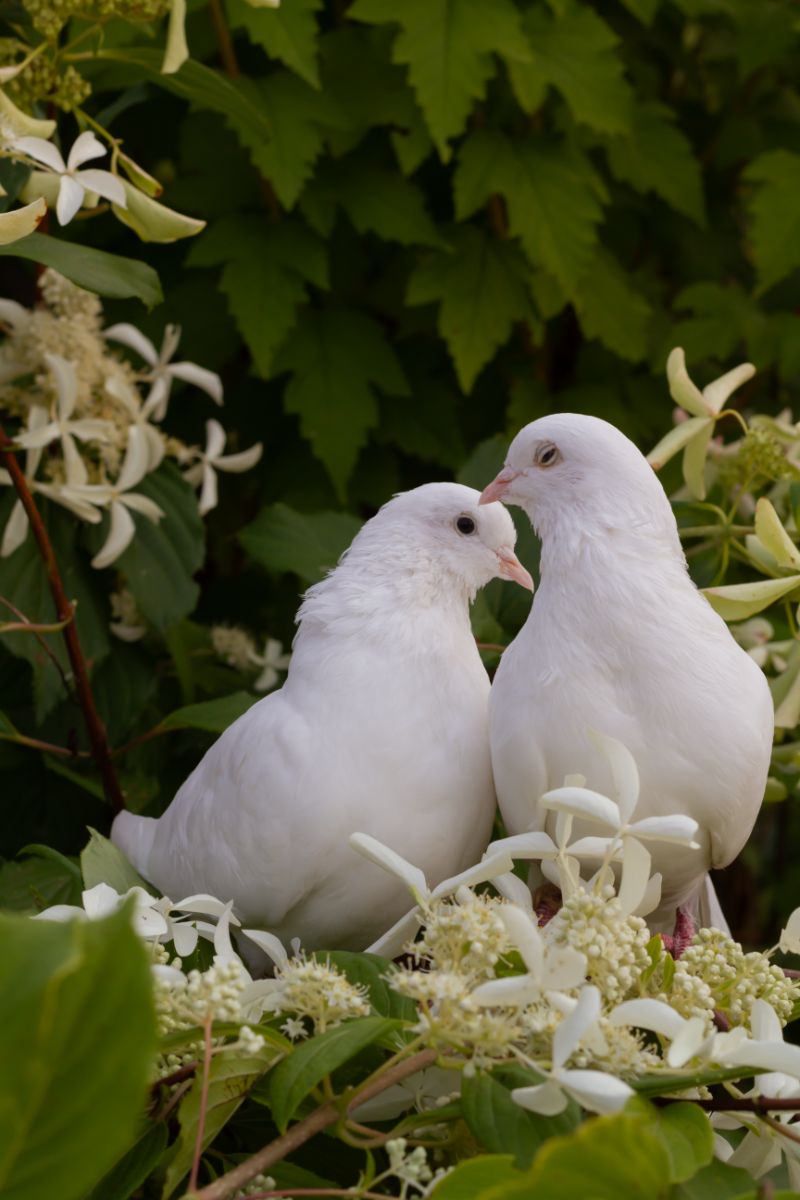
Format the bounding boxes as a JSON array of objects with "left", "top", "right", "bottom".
[
  {"left": 190, "top": 1048, "right": 438, "bottom": 1200},
  {"left": 0, "top": 427, "right": 125, "bottom": 812},
  {"left": 7, "top": 732, "right": 89, "bottom": 758},
  {"left": 0, "top": 593, "right": 74, "bottom": 699},
  {"left": 657, "top": 1095, "right": 800, "bottom": 1113},
  {"left": 189, "top": 1017, "right": 215, "bottom": 1194},
  {"left": 762, "top": 1114, "right": 800, "bottom": 1145}
]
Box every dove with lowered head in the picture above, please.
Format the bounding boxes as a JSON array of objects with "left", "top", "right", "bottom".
[
  {"left": 112, "top": 482, "right": 532, "bottom": 951},
  {"left": 481, "top": 414, "right": 773, "bottom": 936}
]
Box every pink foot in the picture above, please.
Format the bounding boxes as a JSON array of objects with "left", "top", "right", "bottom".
[{"left": 661, "top": 907, "right": 695, "bottom": 958}]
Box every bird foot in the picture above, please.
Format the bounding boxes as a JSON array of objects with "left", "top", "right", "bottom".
[
  {"left": 660, "top": 907, "right": 695, "bottom": 958},
  {"left": 533, "top": 883, "right": 562, "bottom": 927}
]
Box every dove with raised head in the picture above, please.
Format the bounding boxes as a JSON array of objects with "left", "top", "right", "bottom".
[
  {"left": 112, "top": 482, "right": 532, "bottom": 951},
  {"left": 481, "top": 414, "right": 773, "bottom": 935}
]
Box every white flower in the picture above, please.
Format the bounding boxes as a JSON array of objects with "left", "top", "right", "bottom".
[
  {"left": 104, "top": 322, "right": 223, "bottom": 420},
  {"left": 60, "top": 426, "right": 165, "bottom": 569},
  {"left": 512, "top": 986, "right": 634, "bottom": 1116},
  {"left": 12, "top": 131, "right": 126, "bottom": 226},
  {"left": 183, "top": 419, "right": 263, "bottom": 516},
  {"left": 33, "top": 882, "right": 169, "bottom": 939},
  {"left": 609, "top": 997, "right": 716, "bottom": 1068},
  {"left": 14, "top": 353, "right": 114, "bottom": 485},
  {"left": 349, "top": 833, "right": 515, "bottom": 958},
  {"left": 779, "top": 906, "right": 800, "bottom": 955},
  {"left": 104, "top": 374, "right": 165, "bottom": 471},
  {"left": 251, "top": 637, "right": 291, "bottom": 691},
  {"left": 471, "top": 904, "right": 586, "bottom": 1007}
]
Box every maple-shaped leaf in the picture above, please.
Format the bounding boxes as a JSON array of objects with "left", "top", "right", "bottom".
[
  {"left": 272, "top": 309, "right": 409, "bottom": 498},
  {"left": 187, "top": 216, "right": 328, "bottom": 377},
  {"left": 350, "top": 0, "right": 530, "bottom": 157},
  {"left": 603, "top": 102, "right": 704, "bottom": 224},
  {"left": 299, "top": 156, "right": 444, "bottom": 247},
  {"left": 573, "top": 249, "right": 652, "bottom": 362},
  {"left": 453, "top": 130, "right": 606, "bottom": 298},
  {"left": 225, "top": 0, "right": 322, "bottom": 88},
  {"left": 510, "top": 1, "right": 634, "bottom": 134},
  {"left": 744, "top": 150, "right": 800, "bottom": 294},
  {"left": 407, "top": 226, "right": 538, "bottom": 392},
  {"left": 668, "top": 281, "right": 760, "bottom": 366}
]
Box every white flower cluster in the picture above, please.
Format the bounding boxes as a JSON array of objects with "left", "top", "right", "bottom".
[
  {"left": 265, "top": 954, "right": 371, "bottom": 1034},
  {"left": 211, "top": 626, "right": 292, "bottom": 692},
  {"left": 0, "top": 270, "right": 261, "bottom": 573}
]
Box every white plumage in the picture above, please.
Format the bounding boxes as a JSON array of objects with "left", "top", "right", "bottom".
[
  {"left": 481, "top": 414, "right": 773, "bottom": 933},
  {"left": 112, "top": 482, "right": 532, "bottom": 951}
]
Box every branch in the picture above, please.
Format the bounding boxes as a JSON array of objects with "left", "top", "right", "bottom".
[
  {"left": 0, "top": 593, "right": 75, "bottom": 699},
  {"left": 189, "top": 1048, "right": 438, "bottom": 1200},
  {"left": 188, "top": 1017, "right": 214, "bottom": 1194},
  {"left": 0, "top": 427, "right": 125, "bottom": 812},
  {"left": 657, "top": 1095, "right": 800, "bottom": 1113}
]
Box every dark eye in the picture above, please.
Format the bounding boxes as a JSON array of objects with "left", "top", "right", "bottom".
[
  {"left": 535, "top": 442, "right": 560, "bottom": 468},
  {"left": 456, "top": 515, "right": 476, "bottom": 535}
]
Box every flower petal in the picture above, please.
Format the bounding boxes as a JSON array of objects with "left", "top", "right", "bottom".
[
  {"left": 780, "top": 906, "right": 800, "bottom": 956},
  {"left": 488, "top": 831, "right": 559, "bottom": 860},
  {"left": 104, "top": 322, "right": 158, "bottom": 365},
  {"left": 240, "top": 927, "right": 289, "bottom": 969},
  {"left": 723, "top": 1040, "right": 800, "bottom": 1079},
  {"left": 512, "top": 1080, "right": 568, "bottom": 1116},
  {"left": 558, "top": 1068, "right": 634, "bottom": 1115},
  {"left": 609, "top": 998, "right": 686, "bottom": 1039},
  {"left": 667, "top": 1017, "right": 714, "bottom": 1068},
  {"left": 67, "top": 130, "right": 106, "bottom": 170},
  {"left": 544, "top": 947, "right": 588, "bottom": 991},
  {"left": 169, "top": 361, "right": 224, "bottom": 404},
  {"left": 666, "top": 347, "right": 710, "bottom": 417},
  {"left": 76, "top": 167, "right": 127, "bottom": 208},
  {"left": 682, "top": 420, "right": 715, "bottom": 501},
  {"left": 204, "top": 418, "right": 227, "bottom": 461},
  {"left": 43, "top": 352, "right": 78, "bottom": 420},
  {"left": 56, "top": 175, "right": 85, "bottom": 226},
  {"left": 702, "top": 361, "right": 756, "bottom": 415},
  {"left": 647, "top": 415, "right": 713, "bottom": 471},
  {"left": 171, "top": 921, "right": 199, "bottom": 957},
  {"left": 91, "top": 500, "right": 136, "bottom": 569},
  {"left": 499, "top": 902, "right": 543, "bottom": 977},
  {"left": 471, "top": 974, "right": 542, "bottom": 1007},
  {"left": 430, "top": 851, "right": 514, "bottom": 899},
  {"left": 628, "top": 815, "right": 699, "bottom": 844},
  {"left": 61, "top": 433, "right": 88, "bottom": 486},
  {"left": 349, "top": 832, "right": 429, "bottom": 900},
  {"left": 0, "top": 197, "right": 47, "bottom": 245},
  {"left": 541, "top": 786, "right": 621, "bottom": 831},
  {"left": 1, "top": 499, "right": 28, "bottom": 557},
  {"left": 215, "top": 443, "right": 264, "bottom": 473},
  {"left": 14, "top": 135, "right": 66, "bottom": 173},
  {"left": 493, "top": 871, "right": 534, "bottom": 912},
  {"left": 82, "top": 882, "right": 122, "bottom": 919},
  {"left": 198, "top": 463, "right": 218, "bottom": 516},
  {"left": 750, "top": 999, "right": 782, "bottom": 1044},
  {"left": 117, "top": 425, "right": 151, "bottom": 491},
  {"left": 121, "top": 493, "right": 164, "bottom": 523},
  {"left": 553, "top": 985, "right": 601, "bottom": 1069},
  {"left": 617, "top": 837, "right": 652, "bottom": 917},
  {"left": 588, "top": 729, "right": 640, "bottom": 824},
  {"left": 365, "top": 906, "right": 420, "bottom": 958}
]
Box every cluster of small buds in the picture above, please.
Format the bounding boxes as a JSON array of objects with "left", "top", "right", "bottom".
[
  {"left": 569, "top": 1019, "right": 660, "bottom": 1076},
  {"left": 385, "top": 1138, "right": 434, "bottom": 1191},
  {"left": 681, "top": 929, "right": 799, "bottom": 1026},
  {"left": 234, "top": 1173, "right": 277, "bottom": 1198},
  {"left": 648, "top": 957, "right": 717, "bottom": 1022},
  {"left": 391, "top": 968, "right": 526, "bottom": 1062},
  {"left": 5, "top": 51, "right": 91, "bottom": 109},
  {"left": 235, "top": 1025, "right": 266, "bottom": 1056},
  {"left": 211, "top": 625, "right": 259, "bottom": 671},
  {"left": 415, "top": 892, "right": 511, "bottom": 980},
  {"left": 154, "top": 958, "right": 247, "bottom": 1037},
  {"left": 545, "top": 884, "right": 651, "bottom": 1005},
  {"left": 18, "top": 0, "right": 168, "bottom": 40},
  {"left": 718, "top": 424, "right": 800, "bottom": 488},
  {"left": 273, "top": 955, "right": 370, "bottom": 1033}
]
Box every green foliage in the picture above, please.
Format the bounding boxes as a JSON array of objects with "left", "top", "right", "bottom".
[
  {"left": 0, "top": 907, "right": 156, "bottom": 1200},
  {"left": 461, "top": 1065, "right": 579, "bottom": 1167},
  {"left": 0, "top": 235, "right": 163, "bottom": 306}
]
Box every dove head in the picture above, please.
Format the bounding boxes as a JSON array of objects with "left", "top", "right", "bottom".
[
  {"left": 371, "top": 482, "right": 533, "bottom": 597},
  {"left": 480, "top": 413, "right": 681, "bottom": 553}
]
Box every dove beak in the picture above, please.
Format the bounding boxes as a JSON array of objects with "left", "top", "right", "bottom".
[
  {"left": 496, "top": 548, "right": 534, "bottom": 591},
  {"left": 480, "top": 467, "right": 520, "bottom": 504}
]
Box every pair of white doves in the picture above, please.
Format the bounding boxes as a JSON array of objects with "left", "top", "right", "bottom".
[{"left": 113, "top": 414, "right": 773, "bottom": 952}]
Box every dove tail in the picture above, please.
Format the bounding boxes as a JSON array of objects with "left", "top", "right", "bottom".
[
  {"left": 111, "top": 810, "right": 158, "bottom": 878},
  {"left": 696, "top": 874, "right": 730, "bottom": 934}
]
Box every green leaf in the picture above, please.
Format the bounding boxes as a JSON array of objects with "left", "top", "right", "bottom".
[
  {"left": 0, "top": 907, "right": 157, "bottom": 1200},
  {"left": 273, "top": 308, "right": 409, "bottom": 498},
  {"left": 0, "top": 497, "right": 110, "bottom": 720},
  {"left": 461, "top": 1066, "right": 579, "bottom": 1168},
  {"left": 0, "top": 709, "right": 18, "bottom": 739},
  {"left": 744, "top": 150, "right": 800, "bottom": 293},
  {"left": 429, "top": 1156, "right": 521, "bottom": 1199},
  {"left": 408, "top": 225, "right": 538, "bottom": 392},
  {"left": 573, "top": 248, "right": 652, "bottom": 361},
  {"left": 239, "top": 503, "right": 362, "bottom": 582},
  {"left": 0, "top": 233, "right": 162, "bottom": 306},
  {"left": 236, "top": 71, "right": 332, "bottom": 208},
  {"left": 454, "top": 131, "right": 606, "bottom": 298},
  {"left": 89, "top": 48, "right": 272, "bottom": 152},
  {"left": 322, "top": 952, "right": 418, "bottom": 1022},
  {"left": 619, "top": 0, "right": 660, "bottom": 22},
  {"left": 80, "top": 828, "right": 152, "bottom": 894},
  {"left": 351, "top": 0, "right": 530, "bottom": 156},
  {"left": 604, "top": 103, "right": 704, "bottom": 224},
  {"left": 646, "top": 1102, "right": 713, "bottom": 1184},
  {"left": 189, "top": 216, "right": 327, "bottom": 377},
  {"left": 164, "top": 1043, "right": 282, "bottom": 1196},
  {"left": 107, "top": 462, "right": 204, "bottom": 630},
  {"left": 0, "top": 853, "right": 81, "bottom": 915},
  {"left": 268, "top": 1016, "right": 402, "bottom": 1131},
  {"left": 671, "top": 1159, "right": 759, "bottom": 1200},
  {"left": 226, "top": 0, "right": 322, "bottom": 87},
  {"left": 87, "top": 1122, "right": 168, "bottom": 1200},
  {"left": 703, "top": 575, "right": 800, "bottom": 621},
  {"left": 158, "top": 691, "right": 257, "bottom": 733},
  {"left": 510, "top": 1, "right": 633, "bottom": 133},
  {"left": 313, "top": 157, "right": 445, "bottom": 247},
  {"left": 670, "top": 282, "right": 759, "bottom": 366},
  {"left": 498, "top": 1111, "right": 672, "bottom": 1200}
]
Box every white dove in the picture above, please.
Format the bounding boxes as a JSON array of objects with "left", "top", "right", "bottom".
[
  {"left": 480, "top": 414, "right": 773, "bottom": 937},
  {"left": 112, "top": 482, "right": 532, "bottom": 952}
]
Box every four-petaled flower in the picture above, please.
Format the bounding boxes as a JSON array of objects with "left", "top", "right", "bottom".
[
  {"left": 183, "top": 418, "right": 263, "bottom": 515},
  {"left": 13, "top": 130, "right": 127, "bottom": 226},
  {"left": 60, "top": 426, "right": 165, "bottom": 569},
  {"left": 512, "top": 985, "right": 634, "bottom": 1116},
  {"left": 14, "top": 353, "right": 113, "bottom": 485},
  {"left": 250, "top": 636, "right": 291, "bottom": 692},
  {"left": 105, "top": 322, "right": 223, "bottom": 421},
  {"left": 471, "top": 903, "right": 586, "bottom": 1007}
]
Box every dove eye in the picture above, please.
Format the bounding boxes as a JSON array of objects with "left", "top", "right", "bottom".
[
  {"left": 535, "top": 442, "right": 561, "bottom": 468},
  {"left": 455, "top": 515, "right": 476, "bottom": 535}
]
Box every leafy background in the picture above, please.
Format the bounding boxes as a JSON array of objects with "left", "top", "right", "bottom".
[{"left": 2, "top": 0, "right": 800, "bottom": 946}]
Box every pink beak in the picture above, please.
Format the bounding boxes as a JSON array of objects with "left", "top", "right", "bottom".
[
  {"left": 480, "top": 466, "right": 520, "bottom": 505},
  {"left": 496, "top": 548, "right": 534, "bottom": 592}
]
